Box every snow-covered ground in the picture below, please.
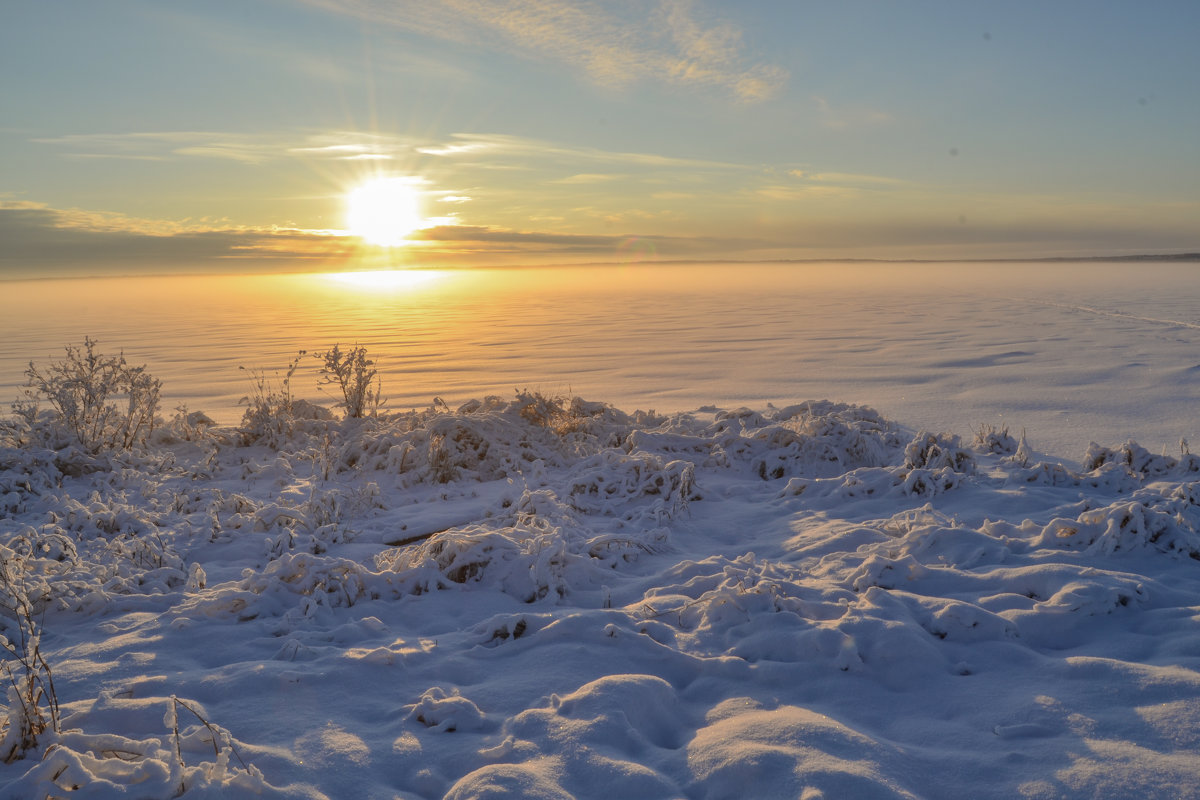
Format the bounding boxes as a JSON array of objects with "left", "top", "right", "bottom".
[
  {"left": 3, "top": 393, "right": 1200, "bottom": 798},
  {"left": 2, "top": 263, "right": 1200, "bottom": 797}
]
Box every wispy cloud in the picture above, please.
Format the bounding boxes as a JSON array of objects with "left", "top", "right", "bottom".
[
  {"left": 33, "top": 132, "right": 285, "bottom": 164},
  {"left": 748, "top": 168, "right": 908, "bottom": 203},
  {"left": 755, "top": 184, "right": 862, "bottom": 202},
  {"left": 551, "top": 173, "right": 624, "bottom": 185},
  {"left": 34, "top": 129, "right": 742, "bottom": 178},
  {"left": 422, "top": 132, "right": 741, "bottom": 170},
  {"left": 813, "top": 95, "right": 893, "bottom": 130},
  {"left": 288, "top": 132, "right": 420, "bottom": 161},
  {"left": 300, "top": 0, "right": 786, "bottom": 101},
  {"left": 789, "top": 169, "right": 905, "bottom": 186},
  {"left": 34, "top": 130, "right": 429, "bottom": 164}
]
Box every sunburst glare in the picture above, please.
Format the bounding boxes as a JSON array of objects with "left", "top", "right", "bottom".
[{"left": 345, "top": 177, "right": 424, "bottom": 247}]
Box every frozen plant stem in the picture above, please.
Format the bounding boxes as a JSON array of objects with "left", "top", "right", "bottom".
[
  {"left": 316, "top": 344, "right": 383, "bottom": 419},
  {"left": 0, "top": 565, "right": 59, "bottom": 763},
  {"left": 238, "top": 351, "right": 306, "bottom": 445}
]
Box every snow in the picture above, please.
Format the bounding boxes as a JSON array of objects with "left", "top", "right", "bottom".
[
  {"left": 2, "top": 262, "right": 1200, "bottom": 798},
  {"left": 6, "top": 261, "right": 1200, "bottom": 462}
]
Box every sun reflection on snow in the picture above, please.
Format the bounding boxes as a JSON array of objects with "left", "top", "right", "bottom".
[{"left": 320, "top": 270, "right": 446, "bottom": 291}]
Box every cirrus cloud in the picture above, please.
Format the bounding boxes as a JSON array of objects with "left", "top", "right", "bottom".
[{"left": 299, "top": 0, "right": 787, "bottom": 101}]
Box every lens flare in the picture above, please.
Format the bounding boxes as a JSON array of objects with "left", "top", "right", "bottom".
[{"left": 616, "top": 237, "right": 657, "bottom": 263}]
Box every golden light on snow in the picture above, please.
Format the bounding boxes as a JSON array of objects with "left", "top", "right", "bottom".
[
  {"left": 345, "top": 177, "right": 424, "bottom": 247},
  {"left": 320, "top": 269, "right": 444, "bottom": 291}
]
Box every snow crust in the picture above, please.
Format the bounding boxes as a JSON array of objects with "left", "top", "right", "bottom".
[{"left": 3, "top": 394, "right": 1200, "bottom": 798}]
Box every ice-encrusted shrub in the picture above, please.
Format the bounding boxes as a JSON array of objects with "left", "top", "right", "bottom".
[
  {"left": 240, "top": 552, "right": 371, "bottom": 612},
  {"left": 166, "top": 695, "right": 256, "bottom": 794},
  {"left": 903, "top": 432, "right": 974, "bottom": 473},
  {"left": 0, "top": 530, "right": 112, "bottom": 617},
  {"left": 899, "top": 467, "right": 963, "bottom": 497},
  {"left": 713, "top": 406, "right": 769, "bottom": 431},
  {"left": 429, "top": 432, "right": 459, "bottom": 484},
  {"left": 512, "top": 390, "right": 614, "bottom": 438},
  {"left": 19, "top": 337, "right": 162, "bottom": 454},
  {"left": 327, "top": 392, "right": 633, "bottom": 487},
  {"left": 238, "top": 352, "right": 332, "bottom": 446},
  {"left": 1040, "top": 499, "right": 1200, "bottom": 559},
  {"left": 378, "top": 487, "right": 677, "bottom": 602},
  {"left": 387, "top": 489, "right": 584, "bottom": 601},
  {"left": 0, "top": 563, "right": 59, "bottom": 763},
  {"left": 5, "top": 692, "right": 274, "bottom": 797},
  {"left": 103, "top": 532, "right": 191, "bottom": 594},
  {"left": 565, "top": 450, "right": 699, "bottom": 517},
  {"left": 238, "top": 352, "right": 302, "bottom": 445},
  {"left": 1082, "top": 440, "right": 1186, "bottom": 478},
  {"left": 316, "top": 343, "right": 383, "bottom": 419},
  {"left": 0, "top": 446, "right": 62, "bottom": 515},
  {"left": 971, "top": 423, "right": 1018, "bottom": 455},
  {"left": 729, "top": 402, "right": 903, "bottom": 480},
  {"left": 340, "top": 411, "right": 537, "bottom": 485},
  {"left": 406, "top": 687, "right": 487, "bottom": 732}
]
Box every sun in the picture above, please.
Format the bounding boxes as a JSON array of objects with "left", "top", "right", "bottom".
[{"left": 345, "top": 177, "right": 423, "bottom": 247}]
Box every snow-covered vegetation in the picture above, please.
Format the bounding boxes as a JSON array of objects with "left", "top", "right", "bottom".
[{"left": 2, "top": 342, "right": 1199, "bottom": 797}]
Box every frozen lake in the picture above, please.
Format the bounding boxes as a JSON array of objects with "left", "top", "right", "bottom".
[{"left": 4, "top": 261, "right": 1200, "bottom": 463}]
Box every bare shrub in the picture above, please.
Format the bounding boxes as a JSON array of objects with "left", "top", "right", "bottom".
[
  {"left": 971, "top": 423, "right": 1018, "bottom": 455},
  {"left": 904, "top": 432, "right": 975, "bottom": 473},
  {"left": 429, "top": 432, "right": 458, "bottom": 483},
  {"left": 0, "top": 564, "right": 59, "bottom": 763},
  {"left": 238, "top": 351, "right": 305, "bottom": 445},
  {"left": 512, "top": 389, "right": 604, "bottom": 436},
  {"left": 20, "top": 337, "right": 161, "bottom": 453},
  {"left": 316, "top": 344, "right": 383, "bottom": 419},
  {"left": 167, "top": 695, "right": 251, "bottom": 795}
]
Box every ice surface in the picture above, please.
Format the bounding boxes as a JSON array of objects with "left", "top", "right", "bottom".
[{"left": 6, "top": 262, "right": 1200, "bottom": 463}]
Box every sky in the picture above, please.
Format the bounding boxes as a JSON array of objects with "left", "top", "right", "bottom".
[{"left": 2, "top": 0, "right": 1199, "bottom": 277}]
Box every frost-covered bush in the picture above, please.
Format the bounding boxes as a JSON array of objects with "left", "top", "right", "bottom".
[
  {"left": 1082, "top": 440, "right": 1188, "bottom": 478},
  {"left": 0, "top": 564, "right": 59, "bottom": 763},
  {"left": 707, "top": 402, "right": 904, "bottom": 480},
  {"left": 971, "top": 423, "right": 1018, "bottom": 455},
  {"left": 1039, "top": 498, "right": 1200, "bottom": 559},
  {"left": 238, "top": 352, "right": 332, "bottom": 446},
  {"left": 316, "top": 343, "right": 383, "bottom": 419},
  {"left": 903, "top": 432, "right": 974, "bottom": 473},
  {"left": 512, "top": 390, "right": 613, "bottom": 438},
  {"left": 19, "top": 338, "right": 162, "bottom": 454}
]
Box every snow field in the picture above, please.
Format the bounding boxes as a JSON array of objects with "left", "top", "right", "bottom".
[
  {"left": 8, "top": 261, "right": 1200, "bottom": 463},
  {"left": 2, "top": 395, "right": 1200, "bottom": 797}
]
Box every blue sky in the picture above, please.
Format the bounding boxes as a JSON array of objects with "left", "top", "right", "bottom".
[{"left": 3, "top": 0, "right": 1198, "bottom": 276}]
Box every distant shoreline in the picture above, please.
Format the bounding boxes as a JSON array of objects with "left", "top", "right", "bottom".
[{"left": 3, "top": 252, "right": 1198, "bottom": 283}]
